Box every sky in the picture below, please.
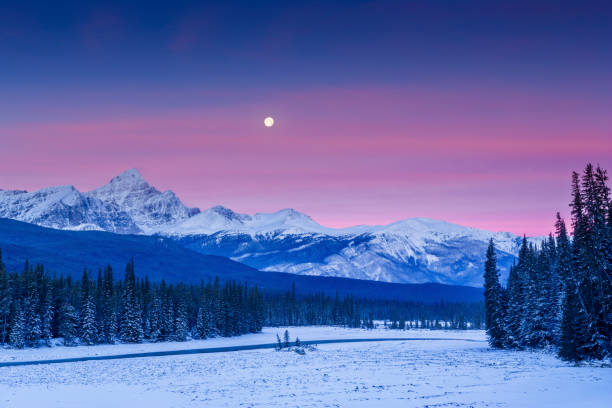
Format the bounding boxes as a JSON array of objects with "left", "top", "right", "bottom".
[{"left": 1, "top": 0, "right": 611, "bottom": 235}]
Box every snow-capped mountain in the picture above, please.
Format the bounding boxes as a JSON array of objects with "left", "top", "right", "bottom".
[
  {"left": 170, "top": 208, "right": 527, "bottom": 286},
  {"left": 88, "top": 169, "right": 199, "bottom": 234},
  {"left": 0, "top": 169, "right": 198, "bottom": 234},
  {"left": 0, "top": 169, "right": 538, "bottom": 286}
]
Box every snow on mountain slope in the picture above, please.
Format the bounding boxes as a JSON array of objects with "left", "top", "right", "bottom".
[
  {"left": 0, "top": 169, "right": 541, "bottom": 286},
  {"left": 161, "top": 205, "right": 369, "bottom": 236},
  {"left": 0, "top": 185, "right": 139, "bottom": 233},
  {"left": 0, "top": 169, "right": 197, "bottom": 234},
  {"left": 173, "top": 214, "right": 528, "bottom": 286},
  {"left": 88, "top": 169, "right": 199, "bottom": 233}
]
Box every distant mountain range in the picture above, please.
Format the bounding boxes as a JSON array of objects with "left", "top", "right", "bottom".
[
  {"left": 0, "top": 169, "right": 540, "bottom": 286},
  {"left": 0, "top": 218, "right": 483, "bottom": 303}
]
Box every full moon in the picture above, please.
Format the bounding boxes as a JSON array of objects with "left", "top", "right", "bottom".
[{"left": 264, "top": 117, "right": 274, "bottom": 127}]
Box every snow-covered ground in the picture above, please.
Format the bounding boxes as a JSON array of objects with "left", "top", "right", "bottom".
[
  {"left": 0, "top": 326, "right": 482, "bottom": 363},
  {"left": 0, "top": 327, "right": 610, "bottom": 407}
]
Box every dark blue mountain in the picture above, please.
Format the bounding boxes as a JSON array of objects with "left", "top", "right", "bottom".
[{"left": 0, "top": 218, "right": 482, "bottom": 303}]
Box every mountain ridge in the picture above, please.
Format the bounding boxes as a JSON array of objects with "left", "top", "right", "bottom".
[
  {"left": 0, "top": 169, "right": 541, "bottom": 286},
  {"left": 0, "top": 217, "right": 483, "bottom": 303}
]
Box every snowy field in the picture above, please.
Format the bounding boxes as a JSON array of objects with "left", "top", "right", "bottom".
[
  {"left": 0, "top": 327, "right": 610, "bottom": 408},
  {"left": 0, "top": 326, "right": 482, "bottom": 363}
]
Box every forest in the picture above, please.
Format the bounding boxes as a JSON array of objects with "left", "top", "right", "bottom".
[
  {"left": 484, "top": 163, "right": 612, "bottom": 361},
  {"left": 0, "top": 252, "right": 483, "bottom": 349}
]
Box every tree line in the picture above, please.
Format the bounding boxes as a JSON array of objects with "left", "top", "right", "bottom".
[
  {"left": 484, "top": 163, "right": 611, "bottom": 361},
  {"left": 0, "top": 252, "right": 484, "bottom": 349}
]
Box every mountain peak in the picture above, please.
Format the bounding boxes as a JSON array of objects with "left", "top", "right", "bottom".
[
  {"left": 209, "top": 205, "right": 248, "bottom": 222},
  {"left": 108, "top": 168, "right": 147, "bottom": 186}
]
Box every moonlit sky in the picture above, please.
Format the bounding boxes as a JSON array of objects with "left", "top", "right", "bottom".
[{"left": 1, "top": 0, "right": 611, "bottom": 235}]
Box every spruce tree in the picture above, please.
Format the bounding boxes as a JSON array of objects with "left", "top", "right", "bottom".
[
  {"left": 40, "top": 277, "right": 54, "bottom": 345},
  {"left": 591, "top": 166, "right": 611, "bottom": 356},
  {"left": 101, "top": 266, "right": 117, "bottom": 344},
  {"left": 484, "top": 239, "right": 505, "bottom": 348},
  {"left": 195, "top": 305, "right": 209, "bottom": 340},
  {"left": 148, "top": 290, "right": 163, "bottom": 341},
  {"left": 0, "top": 251, "right": 12, "bottom": 345},
  {"left": 504, "top": 264, "right": 522, "bottom": 348},
  {"left": 9, "top": 299, "right": 26, "bottom": 348},
  {"left": 24, "top": 268, "right": 42, "bottom": 347},
  {"left": 569, "top": 170, "right": 599, "bottom": 358},
  {"left": 58, "top": 302, "right": 78, "bottom": 346},
  {"left": 80, "top": 294, "right": 97, "bottom": 345},
  {"left": 540, "top": 235, "right": 561, "bottom": 345},
  {"left": 120, "top": 259, "right": 143, "bottom": 343},
  {"left": 174, "top": 295, "right": 188, "bottom": 342}
]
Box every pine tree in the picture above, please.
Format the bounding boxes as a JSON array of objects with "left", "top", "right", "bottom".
[
  {"left": 40, "top": 276, "right": 54, "bottom": 345},
  {"left": 9, "top": 299, "right": 26, "bottom": 348},
  {"left": 57, "top": 302, "right": 78, "bottom": 346},
  {"left": 174, "top": 294, "right": 188, "bottom": 342},
  {"left": 568, "top": 170, "right": 599, "bottom": 358},
  {"left": 195, "top": 305, "right": 210, "bottom": 340},
  {"left": 80, "top": 294, "right": 97, "bottom": 345},
  {"left": 484, "top": 239, "right": 505, "bottom": 348},
  {"left": 559, "top": 277, "right": 583, "bottom": 361},
  {"left": 78, "top": 270, "right": 97, "bottom": 345},
  {"left": 162, "top": 286, "right": 175, "bottom": 340},
  {"left": 148, "top": 290, "right": 163, "bottom": 341},
  {"left": 591, "top": 166, "right": 612, "bottom": 356},
  {"left": 101, "top": 266, "right": 117, "bottom": 343},
  {"left": 555, "top": 213, "right": 577, "bottom": 359},
  {"left": 0, "top": 250, "right": 12, "bottom": 345},
  {"left": 24, "top": 267, "right": 42, "bottom": 347},
  {"left": 95, "top": 270, "right": 104, "bottom": 343},
  {"left": 541, "top": 235, "right": 561, "bottom": 345},
  {"left": 120, "top": 259, "right": 143, "bottom": 343},
  {"left": 504, "top": 264, "right": 522, "bottom": 348}
]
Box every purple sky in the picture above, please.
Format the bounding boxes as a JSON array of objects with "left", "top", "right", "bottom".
[{"left": 1, "top": 1, "right": 611, "bottom": 235}]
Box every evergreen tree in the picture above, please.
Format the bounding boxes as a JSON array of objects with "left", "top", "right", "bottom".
[
  {"left": 0, "top": 250, "right": 12, "bottom": 344},
  {"left": 120, "top": 259, "right": 143, "bottom": 343},
  {"left": 148, "top": 290, "right": 163, "bottom": 341},
  {"left": 80, "top": 294, "right": 97, "bottom": 345},
  {"left": 9, "top": 299, "right": 26, "bottom": 348},
  {"left": 484, "top": 239, "right": 505, "bottom": 348},
  {"left": 79, "top": 270, "right": 97, "bottom": 345},
  {"left": 540, "top": 236, "right": 561, "bottom": 345},
  {"left": 161, "top": 282, "right": 174, "bottom": 340},
  {"left": 568, "top": 170, "right": 599, "bottom": 358},
  {"left": 504, "top": 264, "right": 522, "bottom": 348},
  {"left": 195, "top": 305, "right": 210, "bottom": 340},
  {"left": 57, "top": 302, "right": 78, "bottom": 346},
  {"left": 24, "top": 266, "right": 42, "bottom": 347},
  {"left": 40, "top": 276, "right": 54, "bottom": 345},
  {"left": 174, "top": 294, "right": 188, "bottom": 342},
  {"left": 101, "top": 266, "right": 117, "bottom": 343}
]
